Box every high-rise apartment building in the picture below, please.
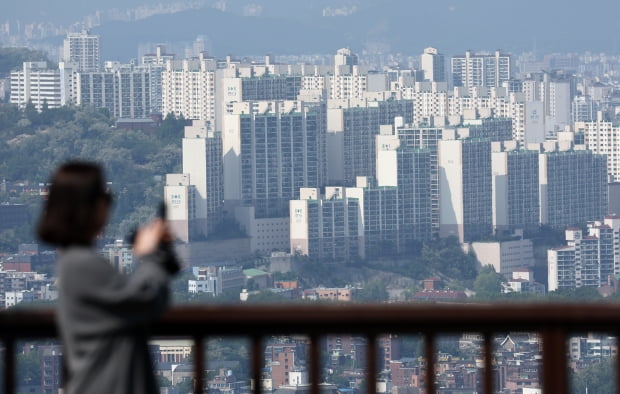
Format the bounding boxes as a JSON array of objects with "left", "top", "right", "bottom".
[
  {"left": 162, "top": 56, "right": 217, "bottom": 123},
  {"left": 328, "top": 73, "right": 368, "bottom": 100},
  {"left": 397, "top": 125, "right": 445, "bottom": 234},
  {"left": 290, "top": 187, "right": 362, "bottom": 261},
  {"left": 522, "top": 73, "right": 573, "bottom": 133},
  {"left": 439, "top": 138, "right": 493, "bottom": 242},
  {"left": 576, "top": 117, "right": 620, "bottom": 182},
  {"left": 221, "top": 74, "right": 302, "bottom": 103},
  {"left": 334, "top": 48, "right": 359, "bottom": 75},
  {"left": 164, "top": 173, "right": 196, "bottom": 243},
  {"left": 420, "top": 47, "right": 446, "bottom": 83},
  {"left": 451, "top": 50, "right": 511, "bottom": 88},
  {"left": 346, "top": 177, "right": 400, "bottom": 258},
  {"left": 548, "top": 217, "right": 620, "bottom": 291},
  {"left": 572, "top": 96, "right": 599, "bottom": 123},
  {"left": 398, "top": 84, "right": 526, "bottom": 144},
  {"left": 538, "top": 144, "right": 607, "bottom": 229},
  {"left": 76, "top": 62, "right": 152, "bottom": 118},
  {"left": 165, "top": 121, "right": 223, "bottom": 242},
  {"left": 62, "top": 30, "right": 100, "bottom": 72},
  {"left": 141, "top": 44, "right": 175, "bottom": 66},
  {"left": 10, "top": 62, "right": 62, "bottom": 110},
  {"left": 459, "top": 118, "right": 513, "bottom": 142},
  {"left": 377, "top": 131, "right": 433, "bottom": 245},
  {"left": 492, "top": 144, "right": 540, "bottom": 233},
  {"left": 327, "top": 99, "right": 413, "bottom": 186},
  {"left": 139, "top": 45, "right": 175, "bottom": 114},
  {"left": 223, "top": 101, "right": 326, "bottom": 218},
  {"left": 182, "top": 121, "right": 223, "bottom": 238}
]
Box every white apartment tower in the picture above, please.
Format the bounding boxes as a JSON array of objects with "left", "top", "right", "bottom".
[
  {"left": 141, "top": 44, "right": 175, "bottom": 66},
  {"left": 140, "top": 45, "right": 175, "bottom": 114},
  {"left": 63, "top": 31, "right": 100, "bottom": 72},
  {"left": 451, "top": 50, "right": 511, "bottom": 88},
  {"left": 329, "top": 48, "right": 368, "bottom": 99},
  {"left": 177, "top": 120, "right": 223, "bottom": 240},
  {"left": 162, "top": 56, "right": 217, "bottom": 123},
  {"left": 576, "top": 116, "right": 620, "bottom": 182},
  {"left": 548, "top": 217, "right": 620, "bottom": 291},
  {"left": 420, "top": 47, "right": 446, "bottom": 83},
  {"left": 397, "top": 125, "right": 445, "bottom": 234},
  {"left": 164, "top": 174, "right": 195, "bottom": 243},
  {"left": 290, "top": 187, "right": 363, "bottom": 261},
  {"left": 439, "top": 138, "right": 493, "bottom": 242},
  {"left": 10, "top": 62, "right": 61, "bottom": 110},
  {"left": 223, "top": 101, "right": 326, "bottom": 218},
  {"left": 327, "top": 99, "right": 413, "bottom": 186},
  {"left": 76, "top": 62, "right": 152, "bottom": 118},
  {"left": 376, "top": 132, "right": 433, "bottom": 245},
  {"left": 334, "top": 48, "right": 359, "bottom": 75}
]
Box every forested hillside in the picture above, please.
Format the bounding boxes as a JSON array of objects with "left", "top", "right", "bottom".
[
  {"left": 0, "top": 103, "right": 185, "bottom": 243},
  {"left": 0, "top": 47, "right": 50, "bottom": 74}
]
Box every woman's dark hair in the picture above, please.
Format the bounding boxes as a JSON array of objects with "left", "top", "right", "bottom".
[{"left": 37, "top": 161, "right": 111, "bottom": 247}]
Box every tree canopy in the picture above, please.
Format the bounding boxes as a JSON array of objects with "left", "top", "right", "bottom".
[
  {"left": 0, "top": 46, "right": 51, "bottom": 75},
  {"left": 0, "top": 104, "right": 185, "bottom": 247},
  {"left": 473, "top": 265, "right": 503, "bottom": 300}
]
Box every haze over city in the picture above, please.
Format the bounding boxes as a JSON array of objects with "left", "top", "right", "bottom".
[
  {"left": 3, "top": 0, "right": 620, "bottom": 59},
  {"left": 2, "top": 0, "right": 620, "bottom": 393}
]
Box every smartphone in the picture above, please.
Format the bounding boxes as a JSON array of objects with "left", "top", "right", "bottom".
[{"left": 126, "top": 201, "right": 167, "bottom": 244}]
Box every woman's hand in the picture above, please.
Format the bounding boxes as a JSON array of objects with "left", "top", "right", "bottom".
[{"left": 133, "top": 219, "right": 172, "bottom": 257}]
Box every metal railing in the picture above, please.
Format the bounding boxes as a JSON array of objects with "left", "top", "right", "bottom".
[{"left": 1, "top": 303, "right": 620, "bottom": 393}]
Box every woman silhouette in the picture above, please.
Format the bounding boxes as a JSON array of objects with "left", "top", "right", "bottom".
[{"left": 38, "top": 161, "right": 179, "bottom": 394}]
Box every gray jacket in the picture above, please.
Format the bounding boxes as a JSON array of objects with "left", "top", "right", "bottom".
[{"left": 57, "top": 246, "right": 177, "bottom": 394}]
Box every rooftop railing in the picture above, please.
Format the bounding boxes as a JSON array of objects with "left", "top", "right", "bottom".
[{"left": 2, "top": 303, "right": 620, "bottom": 394}]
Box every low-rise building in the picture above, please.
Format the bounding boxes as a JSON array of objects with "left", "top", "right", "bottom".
[
  {"left": 188, "top": 265, "right": 244, "bottom": 296},
  {"left": 502, "top": 269, "right": 545, "bottom": 294},
  {"left": 469, "top": 237, "right": 535, "bottom": 276},
  {"left": 302, "top": 287, "right": 355, "bottom": 302},
  {"left": 101, "top": 239, "right": 134, "bottom": 273}
]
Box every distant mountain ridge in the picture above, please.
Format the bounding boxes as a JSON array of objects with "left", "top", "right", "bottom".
[
  {"left": 92, "top": 0, "right": 620, "bottom": 60},
  {"left": 12, "top": 0, "right": 620, "bottom": 60}
]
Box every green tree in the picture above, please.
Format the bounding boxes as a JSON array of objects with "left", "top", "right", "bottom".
[
  {"left": 175, "top": 378, "right": 194, "bottom": 394},
  {"left": 355, "top": 279, "right": 389, "bottom": 302},
  {"left": 246, "top": 290, "right": 289, "bottom": 303},
  {"left": 17, "top": 348, "right": 41, "bottom": 389},
  {"left": 0, "top": 46, "right": 51, "bottom": 74},
  {"left": 473, "top": 265, "right": 503, "bottom": 300},
  {"left": 570, "top": 358, "right": 614, "bottom": 394},
  {"left": 156, "top": 374, "right": 171, "bottom": 388}
]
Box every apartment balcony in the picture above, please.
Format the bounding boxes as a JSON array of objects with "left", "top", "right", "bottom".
[{"left": 1, "top": 303, "right": 619, "bottom": 393}]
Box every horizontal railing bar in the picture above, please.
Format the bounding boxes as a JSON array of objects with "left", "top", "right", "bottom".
[
  {"left": 4, "top": 304, "right": 620, "bottom": 394},
  {"left": 3, "top": 304, "right": 620, "bottom": 337}
]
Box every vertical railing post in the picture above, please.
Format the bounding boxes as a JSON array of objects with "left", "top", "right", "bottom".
[
  {"left": 366, "top": 335, "right": 377, "bottom": 394},
  {"left": 309, "top": 335, "right": 320, "bottom": 394},
  {"left": 193, "top": 335, "right": 204, "bottom": 394},
  {"left": 424, "top": 333, "right": 435, "bottom": 394},
  {"left": 616, "top": 332, "right": 620, "bottom": 394},
  {"left": 483, "top": 333, "right": 493, "bottom": 394},
  {"left": 252, "top": 336, "right": 263, "bottom": 394},
  {"left": 4, "top": 338, "right": 14, "bottom": 394},
  {"left": 542, "top": 327, "right": 567, "bottom": 394}
]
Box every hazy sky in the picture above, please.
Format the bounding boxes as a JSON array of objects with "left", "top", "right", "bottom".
[{"left": 3, "top": 0, "right": 620, "bottom": 58}]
